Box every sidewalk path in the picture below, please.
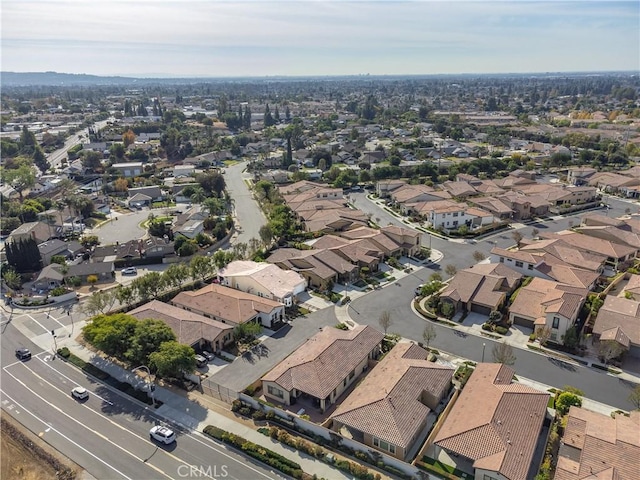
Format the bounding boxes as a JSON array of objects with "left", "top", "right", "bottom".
[{"left": 53, "top": 323, "right": 382, "bottom": 480}]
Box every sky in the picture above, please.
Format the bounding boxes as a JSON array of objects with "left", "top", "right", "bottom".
[{"left": 1, "top": 0, "right": 638, "bottom": 77}]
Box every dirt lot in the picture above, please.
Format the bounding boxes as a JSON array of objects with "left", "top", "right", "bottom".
[{"left": 1, "top": 414, "right": 80, "bottom": 480}]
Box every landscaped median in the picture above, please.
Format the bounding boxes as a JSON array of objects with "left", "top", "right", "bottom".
[{"left": 202, "top": 425, "right": 307, "bottom": 479}]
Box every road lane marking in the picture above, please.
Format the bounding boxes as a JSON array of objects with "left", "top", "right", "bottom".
[
  {"left": 4, "top": 368, "right": 173, "bottom": 480},
  {"left": 36, "top": 354, "right": 114, "bottom": 405},
  {"left": 45, "top": 311, "right": 68, "bottom": 330},
  {"left": 25, "top": 313, "right": 51, "bottom": 334},
  {"left": 1, "top": 390, "right": 134, "bottom": 480}
]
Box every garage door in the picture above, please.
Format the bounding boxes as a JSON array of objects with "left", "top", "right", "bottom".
[
  {"left": 513, "top": 316, "right": 533, "bottom": 328},
  {"left": 471, "top": 304, "right": 492, "bottom": 315}
]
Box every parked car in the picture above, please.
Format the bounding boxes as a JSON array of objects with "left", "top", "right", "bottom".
[
  {"left": 15, "top": 348, "right": 31, "bottom": 361},
  {"left": 150, "top": 425, "right": 176, "bottom": 444},
  {"left": 71, "top": 386, "right": 89, "bottom": 400},
  {"left": 195, "top": 354, "right": 207, "bottom": 367},
  {"left": 415, "top": 284, "right": 425, "bottom": 296},
  {"left": 201, "top": 351, "right": 214, "bottom": 361},
  {"left": 121, "top": 267, "right": 137, "bottom": 275}
]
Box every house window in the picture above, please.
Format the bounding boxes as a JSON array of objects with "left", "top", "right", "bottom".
[
  {"left": 349, "top": 369, "right": 355, "bottom": 380},
  {"left": 343, "top": 378, "right": 347, "bottom": 387},
  {"left": 453, "top": 221, "right": 458, "bottom": 227},
  {"left": 552, "top": 317, "right": 560, "bottom": 329},
  {"left": 515, "top": 261, "right": 523, "bottom": 268},
  {"left": 483, "top": 475, "right": 499, "bottom": 480},
  {"left": 499, "top": 257, "right": 504, "bottom": 263},
  {"left": 453, "top": 212, "right": 458, "bottom": 217},
  {"left": 372, "top": 437, "right": 396, "bottom": 454},
  {"left": 267, "top": 385, "right": 284, "bottom": 399},
  {"left": 528, "top": 264, "right": 533, "bottom": 270}
]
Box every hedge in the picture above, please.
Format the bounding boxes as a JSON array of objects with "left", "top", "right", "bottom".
[{"left": 203, "top": 425, "right": 303, "bottom": 477}]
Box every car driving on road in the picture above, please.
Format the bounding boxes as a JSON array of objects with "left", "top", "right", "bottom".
[
  {"left": 71, "top": 386, "right": 89, "bottom": 400},
  {"left": 150, "top": 425, "right": 176, "bottom": 444},
  {"left": 121, "top": 267, "right": 137, "bottom": 275},
  {"left": 15, "top": 348, "right": 31, "bottom": 360}
]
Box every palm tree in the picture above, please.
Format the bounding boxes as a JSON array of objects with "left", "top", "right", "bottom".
[{"left": 190, "top": 187, "right": 206, "bottom": 204}]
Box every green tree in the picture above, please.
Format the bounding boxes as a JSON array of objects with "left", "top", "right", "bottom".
[
  {"left": 82, "top": 313, "right": 139, "bottom": 357},
  {"left": 563, "top": 326, "right": 580, "bottom": 350},
  {"left": 259, "top": 224, "right": 274, "bottom": 247},
  {"left": 233, "top": 322, "right": 262, "bottom": 343},
  {"left": 149, "top": 341, "right": 196, "bottom": 379},
  {"left": 203, "top": 197, "right": 225, "bottom": 217},
  {"left": 5, "top": 238, "right": 42, "bottom": 273},
  {"left": 190, "top": 255, "right": 214, "bottom": 282},
  {"left": 126, "top": 318, "right": 177, "bottom": 365},
  {"left": 264, "top": 104, "right": 275, "bottom": 127},
  {"left": 163, "top": 263, "right": 190, "bottom": 289},
  {"left": 444, "top": 264, "right": 457, "bottom": 277},
  {"left": 2, "top": 268, "right": 22, "bottom": 290},
  {"left": 1, "top": 160, "right": 36, "bottom": 200},
  {"left": 555, "top": 391, "right": 582, "bottom": 416},
  {"left": 32, "top": 146, "right": 50, "bottom": 173}
]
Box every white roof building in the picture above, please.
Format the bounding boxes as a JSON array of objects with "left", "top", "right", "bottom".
[{"left": 219, "top": 260, "right": 307, "bottom": 307}]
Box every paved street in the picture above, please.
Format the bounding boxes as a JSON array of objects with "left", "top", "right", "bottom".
[
  {"left": 89, "top": 208, "right": 150, "bottom": 244},
  {"left": 224, "top": 162, "right": 267, "bottom": 245},
  {"left": 1, "top": 322, "right": 282, "bottom": 480}
]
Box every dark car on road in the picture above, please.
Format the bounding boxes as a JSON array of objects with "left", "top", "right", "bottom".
[{"left": 15, "top": 348, "right": 31, "bottom": 360}]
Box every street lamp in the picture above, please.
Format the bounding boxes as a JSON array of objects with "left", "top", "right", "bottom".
[
  {"left": 482, "top": 343, "right": 486, "bottom": 363},
  {"left": 132, "top": 365, "right": 156, "bottom": 407},
  {"left": 51, "top": 330, "right": 58, "bottom": 356}
]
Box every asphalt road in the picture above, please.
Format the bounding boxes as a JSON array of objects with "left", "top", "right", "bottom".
[
  {"left": 347, "top": 265, "right": 639, "bottom": 411},
  {"left": 1, "top": 320, "right": 281, "bottom": 480},
  {"left": 89, "top": 208, "right": 150, "bottom": 244},
  {"left": 47, "top": 119, "right": 111, "bottom": 171},
  {"left": 224, "top": 162, "right": 266, "bottom": 245}
]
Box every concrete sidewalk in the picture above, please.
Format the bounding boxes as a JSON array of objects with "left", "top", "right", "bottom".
[{"left": 53, "top": 324, "right": 382, "bottom": 480}]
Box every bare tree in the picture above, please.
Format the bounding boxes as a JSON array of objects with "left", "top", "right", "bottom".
[
  {"left": 492, "top": 341, "right": 516, "bottom": 365},
  {"left": 378, "top": 310, "right": 393, "bottom": 334},
  {"left": 444, "top": 264, "right": 457, "bottom": 277},
  {"left": 511, "top": 231, "right": 523, "bottom": 246},
  {"left": 82, "top": 290, "right": 117, "bottom": 317},
  {"left": 423, "top": 324, "right": 437, "bottom": 349},
  {"left": 598, "top": 340, "right": 625, "bottom": 365},
  {"left": 472, "top": 251, "right": 486, "bottom": 262},
  {"left": 535, "top": 326, "right": 552, "bottom": 346},
  {"left": 628, "top": 384, "right": 640, "bottom": 410}
]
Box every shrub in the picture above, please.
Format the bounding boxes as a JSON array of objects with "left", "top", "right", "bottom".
[
  {"left": 50, "top": 286, "right": 68, "bottom": 297},
  {"left": 252, "top": 410, "right": 266, "bottom": 421},
  {"left": 238, "top": 406, "right": 252, "bottom": 417},
  {"left": 495, "top": 326, "right": 509, "bottom": 335},
  {"left": 481, "top": 322, "right": 492, "bottom": 331},
  {"left": 231, "top": 399, "right": 242, "bottom": 412},
  {"left": 57, "top": 347, "right": 71, "bottom": 358},
  {"left": 334, "top": 323, "right": 349, "bottom": 330}
]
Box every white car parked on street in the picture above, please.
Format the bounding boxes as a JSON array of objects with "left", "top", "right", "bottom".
[
  {"left": 71, "top": 386, "right": 89, "bottom": 400},
  {"left": 150, "top": 425, "right": 176, "bottom": 444}
]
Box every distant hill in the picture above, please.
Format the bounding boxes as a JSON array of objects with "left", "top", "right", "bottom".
[{"left": 0, "top": 71, "right": 138, "bottom": 86}]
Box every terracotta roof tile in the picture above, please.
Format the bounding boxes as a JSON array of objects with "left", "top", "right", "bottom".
[
  {"left": 331, "top": 343, "right": 453, "bottom": 449},
  {"left": 434, "top": 364, "right": 548, "bottom": 480},
  {"left": 262, "top": 325, "right": 384, "bottom": 400}
]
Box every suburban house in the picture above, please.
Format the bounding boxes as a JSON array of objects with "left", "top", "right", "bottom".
[
  {"left": 516, "top": 184, "right": 597, "bottom": 213},
  {"left": 497, "top": 191, "right": 550, "bottom": 220},
  {"left": 555, "top": 407, "right": 639, "bottom": 480},
  {"left": 112, "top": 162, "right": 143, "bottom": 177},
  {"left": 508, "top": 277, "right": 587, "bottom": 342},
  {"left": 267, "top": 248, "right": 359, "bottom": 289},
  {"left": 574, "top": 225, "right": 640, "bottom": 251},
  {"left": 92, "top": 237, "right": 174, "bottom": 262},
  {"left": 331, "top": 342, "right": 454, "bottom": 461},
  {"left": 379, "top": 225, "right": 423, "bottom": 257},
  {"left": 33, "top": 261, "right": 115, "bottom": 290},
  {"left": 441, "top": 180, "right": 479, "bottom": 199},
  {"left": 390, "top": 184, "right": 452, "bottom": 208},
  {"left": 490, "top": 245, "right": 601, "bottom": 290},
  {"left": 261, "top": 325, "right": 384, "bottom": 412},
  {"left": 129, "top": 300, "right": 233, "bottom": 353},
  {"left": 566, "top": 167, "right": 597, "bottom": 186},
  {"left": 439, "top": 263, "right": 523, "bottom": 316},
  {"left": 470, "top": 196, "right": 513, "bottom": 220},
  {"left": 218, "top": 260, "right": 307, "bottom": 307},
  {"left": 174, "top": 219, "right": 204, "bottom": 239},
  {"left": 311, "top": 235, "right": 384, "bottom": 271},
  {"left": 592, "top": 295, "right": 640, "bottom": 358},
  {"left": 432, "top": 363, "right": 549, "bottom": 480},
  {"left": 417, "top": 200, "right": 494, "bottom": 231},
  {"left": 8, "top": 221, "right": 52, "bottom": 244},
  {"left": 170, "top": 284, "right": 285, "bottom": 328},
  {"left": 376, "top": 179, "right": 407, "bottom": 198},
  {"left": 541, "top": 231, "right": 637, "bottom": 272},
  {"left": 127, "top": 186, "right": 165, "bottom": 207},
  {"left": 38, "top": 239, "right": 71, "bottom": 266},
  {"left": 493, "top": 171, "right": 538, "bottom": 189},
  {"left": 588, "top": 171, "right": 640, "bottom": 196},
  {"left": 339, "top": 226, "right": 403, "bottom": 258},
  {"left": 301, "top": 207, "right": 370, "bottom": 233}
]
